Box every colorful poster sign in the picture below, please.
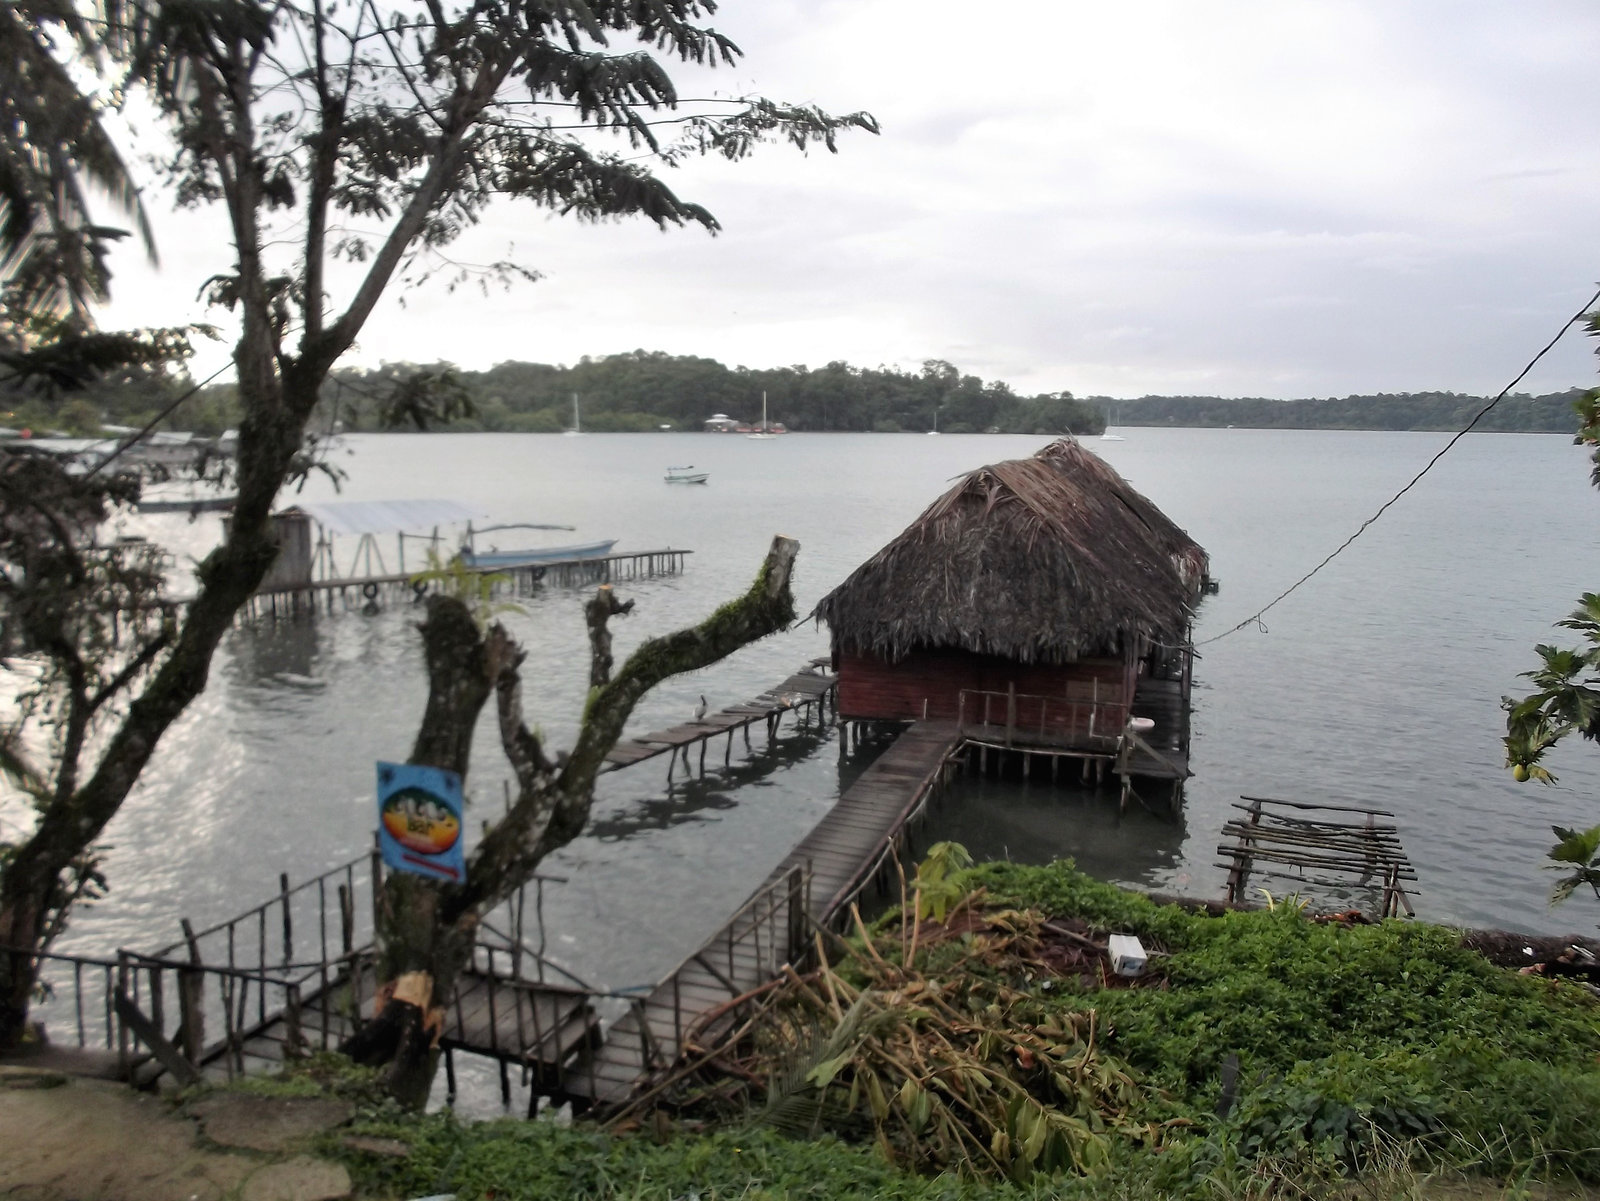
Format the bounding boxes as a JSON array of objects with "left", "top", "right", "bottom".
[{"left": 376, "top": 761, "right": 465, "bottom": 883}]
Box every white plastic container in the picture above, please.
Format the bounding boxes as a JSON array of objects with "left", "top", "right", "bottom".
[{"left": 1107, "top": 933, "right": 1148, "bottom": 977}]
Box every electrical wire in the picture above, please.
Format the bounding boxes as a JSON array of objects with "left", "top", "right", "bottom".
[
  {"left": 1193, "top": 282, "right": 1600, "bottom": 648},
  {"left": 80, "top": 360, "right": 234, "bottom": 481}
]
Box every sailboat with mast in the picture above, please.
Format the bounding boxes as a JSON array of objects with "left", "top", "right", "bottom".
[
  {"left": 747, "top": 391, "right": 777, "bottom": 439},
  {"left": 563, "top": 393, "right": 582, "bottom": 437}
]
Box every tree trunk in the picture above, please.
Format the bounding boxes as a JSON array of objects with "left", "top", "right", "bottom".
[
  {"left": 341, "top": 596, "right": 488, "bottom": 1107},
  {"left": 0, "top": 893, "right": 46, "bottom": 1048},
  {"left": 343, "top": 537, "right": 799, "bottom": 1106},
  {"left": 0, "top": 377, "right": 311, "bottom": 1050}
]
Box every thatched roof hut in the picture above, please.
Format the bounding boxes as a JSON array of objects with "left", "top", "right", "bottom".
[{"left": 815, "top": 438, "right": 1208, "bottom": 666}]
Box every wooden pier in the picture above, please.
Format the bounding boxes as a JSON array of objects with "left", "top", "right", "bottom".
[
  {"left": 8, "top": 858, "right": 603, "bottom": 1099},
  {"left": 13, "top": 661, "right": 847, "bottom": 1099},
  {"left": 1218, "top": 795, "right": 1416, "bottom": 917},
  {"left": 231, "top": 547, "right": 693, "bottom": 622},
  {"left": 601, "top": 661, "right": 837, "bottom": 779},
  {"left": 218, "top": 948, "right": 603, "bottom": 1097},
  {"left": 564, "top": 719, "right": 962, "bottom": 1107}
]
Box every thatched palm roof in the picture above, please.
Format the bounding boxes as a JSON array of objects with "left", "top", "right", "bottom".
[{"left": 814, "top": 439, "right": 1208, "bottom": 664}]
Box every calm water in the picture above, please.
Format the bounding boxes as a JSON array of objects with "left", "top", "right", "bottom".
[{"left": 13, "top": 429, "right": 1600, "bottom": 993}]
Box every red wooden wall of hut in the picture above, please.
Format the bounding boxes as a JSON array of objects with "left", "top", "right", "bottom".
[{"left": 837, "top": 648, "right": 1137, "bottom": 744}]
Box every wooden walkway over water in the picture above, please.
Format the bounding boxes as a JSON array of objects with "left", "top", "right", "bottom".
[
  {"left": 601, "top": 662, "right": 836, "bottom": 779},
  {"left": 236, "top": 547, "right": 692, "bottom": 622},
  {"left": 218, "top": 948, "right": 603, "bottom": 1097},
  {"left": 564, "top": 720, "right": 961, "bottom": 1107}
]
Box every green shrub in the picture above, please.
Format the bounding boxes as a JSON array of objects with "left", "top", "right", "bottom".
[{"left": 963, "top": 860, "right": 1600, "bottom": 1179}]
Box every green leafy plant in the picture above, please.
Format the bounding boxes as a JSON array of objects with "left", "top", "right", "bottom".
[
  {"left": 408, "top": 549, "right": 524, "bottom": 630},
  {"left": 913, "top": 840, "right": 974, "bottom": 923},
  {"left": 744, "top": 938, "right": 1157, "bottom": 1180},
  {"left": 1546, "top": 824, "right": 1600, "bottom": 905},
  {"left": 1256, "top": 888, "right": 1311, "bottom": 914}
]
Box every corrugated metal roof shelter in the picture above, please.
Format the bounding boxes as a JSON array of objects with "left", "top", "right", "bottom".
[
  {"left": 278, "top": 498, "right": 485, "bottom": 537},
  {"left": 263, "top": 498, "right": 489, "bottom": 587}
]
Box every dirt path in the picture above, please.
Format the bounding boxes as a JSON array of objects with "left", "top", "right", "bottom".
[{"left": 0, "top": 1066, "right": 351, "bottom": 1201}]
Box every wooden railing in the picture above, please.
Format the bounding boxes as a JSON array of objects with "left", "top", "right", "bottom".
[
  {"left": 9, "top": 941, "right": 351, "bottom": 1085},
  {"left": 17, "top": 856, "right": 812, "bottom": 1105},
  {"left": 147, "top": 851, "right": 569, "bottom": 993},
  {"left": 957, "top": 685, "right": 1128, "bottom": 750},
  {"left": 9, "top": 947, "right": 122, "bottom": 1055},
  {"left": 15, "top": 851, "right": 580, "bottom": 1087},
  {"left": 561, "top": 864, "right": 812, "bottom": 1106},
  {"left": 148, "top": 853, "right": 378, "bottom": 1006}
]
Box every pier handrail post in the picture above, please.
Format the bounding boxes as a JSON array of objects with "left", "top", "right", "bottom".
[
  {"left": 178, "top": 918, "right": 204, "bottom": 1065},
  {"left": 279, "top": 872, "right": 293, "bottom": 967},
  {"left": 115, "top": 952, "right": 131, "bottom": 1077},
  {"left": 785, "top": 866, "right": 806, "bottom": 964},
  {"left": 368, "top": 839, "right": 383, "bottom": 956},
  {"left": 285, "top": 982, "right": 304, "bottom": 1058},
  {"left": 338, "top": 884, "right": 354, "bottom": 957}
]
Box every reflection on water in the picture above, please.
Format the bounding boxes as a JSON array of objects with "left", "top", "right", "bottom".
[
  {"left": 925, "top": 771, "right": 1188, "bottom": 893},
  {"left": 227, "top": 609, "right": 321, "bottom": 684},
  {"left": 590, "top": 723, "right": 847, "bottom": 841}
]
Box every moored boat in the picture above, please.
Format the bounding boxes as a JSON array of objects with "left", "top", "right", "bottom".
[
  {"left": 458, "top": 539, "right": 617, "bottom": 568},
  {"left": 136, "top": 492, "right": 237, "bottom": 514},
  {"left": 665, "top": 465, "right": 709, "bottom": 484},
  {"left": 458, "top": 521, "right": 617, "bottom": 568}
]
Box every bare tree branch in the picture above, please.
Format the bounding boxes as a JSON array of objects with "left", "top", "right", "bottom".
[{"left": 585, "top": 582, "right": 634, "bottom": 687}]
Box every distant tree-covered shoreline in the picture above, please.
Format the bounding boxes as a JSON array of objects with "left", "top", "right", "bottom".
[
  {"left": 1103, "top": 390, "right": 1584, "bottom": 433},
  {"left": 3, "top": 349, "right": 1585, "bottom": 436}
]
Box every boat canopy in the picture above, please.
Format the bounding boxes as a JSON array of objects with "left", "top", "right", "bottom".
[{"left": 279, "top": 498, "right": 486, "bottom": 536}]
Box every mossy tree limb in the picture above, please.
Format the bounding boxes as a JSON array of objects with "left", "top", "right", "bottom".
[
  {"left": 345, "top": 536, "right": 799, "bottom": 1106},
  {"left": 454, "top": 535, "right": 799, "bottom": 922}
]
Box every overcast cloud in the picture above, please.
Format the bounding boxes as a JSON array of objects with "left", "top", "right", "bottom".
[{"left": 96, "top": 0, "right": 1600, "bottom": 398}]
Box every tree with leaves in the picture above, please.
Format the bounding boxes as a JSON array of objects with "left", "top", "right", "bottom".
[
  {"left": 1503, "top": 362, "right": 1600, "bottom": 915},
  {"left": 1, "top": 0, "right": 156, "bottom": 330},
  {"left": 0, "top": 0, "right": 873, "bottom": 1051},
  {"left": 1, "top": 2, "right": 198, "bottom": 416}
]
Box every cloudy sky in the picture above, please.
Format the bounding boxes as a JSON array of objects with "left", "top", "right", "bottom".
[{"left": 96, "top": 0, "right": 1600, "bottom": 399}]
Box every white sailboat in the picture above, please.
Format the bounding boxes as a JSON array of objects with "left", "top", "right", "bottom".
[
  {"left": 927, "top": 403, "right": 940, "bottom": 435},
  {"left": 563, "top": 393, "right": 583, "bottom": 437},
  {"left": 747, "top": 391, "right": 776, "bottom": 439},
  {"left": 1100, "top": 403, "right": 1125, "bottom": 441}
]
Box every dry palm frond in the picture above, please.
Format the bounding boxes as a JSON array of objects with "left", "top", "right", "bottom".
[{"left": 722, "top": 893, "right": 1178, "bottom": 1180}]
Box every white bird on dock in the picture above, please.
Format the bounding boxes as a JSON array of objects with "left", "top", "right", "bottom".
[{"left": 694, "top": 695, "right": 708, "bottom": 722}]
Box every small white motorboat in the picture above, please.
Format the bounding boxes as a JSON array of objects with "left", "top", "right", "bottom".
[{"left": 665, "top": 465, "right": 709, "bottom": 484}]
